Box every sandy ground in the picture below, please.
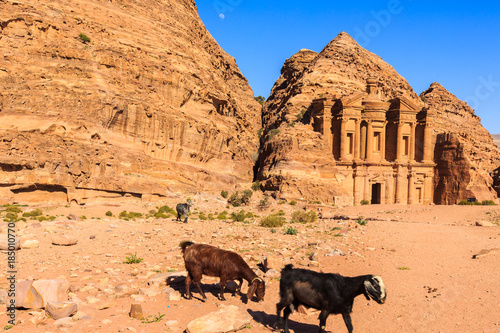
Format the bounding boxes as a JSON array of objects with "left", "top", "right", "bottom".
[{"left": 1, "top": 195, "right": 499, "bottom": 333}]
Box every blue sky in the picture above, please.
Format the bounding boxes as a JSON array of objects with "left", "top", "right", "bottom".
[{"left": 197, "top": 1, "right": 500, "bottom": 134}]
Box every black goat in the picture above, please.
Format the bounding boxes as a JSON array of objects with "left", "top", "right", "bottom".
[
  {"left": 180, "top": 241, "right": 265, "bottom": 302},
  {"left": 176, "top": 199, "right": 193, "bottom": 223},
  {"left": 276, "top": 265, "right": 386, "bottom": 333}
]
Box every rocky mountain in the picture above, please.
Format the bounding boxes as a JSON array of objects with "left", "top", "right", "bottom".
[
  {"left": 258, "top": 32, "right": 425, "bottom": 203},
  {"left": 493, "top": 134, "right": 500, "bottom": 148},
  {"left": 0, "top": 0, "right": 261, "bottom": 204},
  {"left": 421, "top": 83, "right": 500, "bottom": 204},
  {"left": 258, "top": 32, "right": 500, "bottom": 204}
]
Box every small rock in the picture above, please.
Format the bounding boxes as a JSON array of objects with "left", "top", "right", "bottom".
[
  {"left": 139, "top": 288, "right": 159, "bottom": 297},
  {"left": 129, "top": 303, "right": 144, "bottom": 320},
  {"left": 186, "top": 305, "right": 252, "bottom": 333},
  {"left": 475, "top": 221, "right": 495, "bottom": 227},
  {"left": 0, "top": 233, "right": 20, "bottom": 251},
  {"left": 264, "top": 268, "right": 280, "bottom": 278},
  {"left": 163, "top": 287, "right": 181, "bottom": 301},
  {"left": 21, "top": 239, "right": 40, "bottom": 249},
  {"left": 102, "top": 319, "right": 112, "bottom": 325},
  {"left": 51, "top": 234, "right": 78, "bottom": 246},
  {"left": 53, "top": 316, "right": 76, "bottom": 327},
  {"left": 96, "top": 301, "right": 116, "bottom": 310},
  {"left": 165, "top": 319, "right": 179, "bottom": 327},
  {"left": 309, "top": 252, "right": 319, "bottom": 261},
  {"left": 45, "top": 301, "right": 78, "bottom": 320}
]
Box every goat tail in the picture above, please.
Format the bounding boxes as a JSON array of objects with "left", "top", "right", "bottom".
[
  {"left": 180, "top": 241, "right": 195, "bottom": 254},
  {"left": 283, "top": 264, "right": 294, "bottom": 271}
]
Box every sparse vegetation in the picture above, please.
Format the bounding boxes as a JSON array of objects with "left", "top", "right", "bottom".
[
  {"left": 105, "top": 211, "right": 113, "bottom": 217},
  {"left": 22, "top": 209, "right": 43, "bottom": 218},
  {"left": 356, "top": 217, "right": 368, "bottom": 226},
  {"left": 124, "top": 252, "right": 143, "bottom": 264},
  {"left": 398, "top": 266, "right": 411, "bottom": 270},
  {"left": 221, "top": 190, "right": 229, "bottom": 199},
  {"left": 267, "top": 128, "right": 280, "bottom": 140},
  {"left": 142, "top": 312, "right": 165, "bottom": 323},
  {"left": 284, "top": 226, "right": 298, "bottom": 235},
  {"left": 458, "top": 199, "right": 497, "bottom": 206},
  {"left": 254, "top": 95, "right": 265, "bottom": 105},
  {"left": 260, "top": 214, "right": 286, "bottom": 228},
  {"left": 78, "top": 33, "right": 91, "bottom": 43},
  {"left": 360, "top": 199, "right": 370, "bottom": 205},
  {"left": 251, "top": 180, "right": 261, "bottom": 192},
  {"left": 119, "top": 211, "right": 143, "bottom": 220},
  {"left": 291, "top": 210, "right": 317, "bottom": 223},
  {"left": 228, "top": 190, "right": 253, "bottom": 207},
  {"left": 289, "top": 200, "right": 297, "bottom": 206},
  {"left": 259, "top": 195, "right": 271, "bottom": 210},
  {"left": 230, "top": 210, "right": 246, "bottom": 222}
]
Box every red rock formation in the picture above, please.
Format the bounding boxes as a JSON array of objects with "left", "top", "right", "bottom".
[
  {"left": 421, "top": 83, "right": 500, "bottom": 203},
  {"left": 259, "top": 32, "right": 499, "bottom": 204},
  {"left": 259, "top": 32, "right": 425, "bottom": 203},
  {"left": 0, "top": 0, "right": 260, "bottom": 203}
]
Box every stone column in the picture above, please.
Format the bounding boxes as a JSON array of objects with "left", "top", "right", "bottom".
[
  {"left": 423, "top": 123, "right": 433, "bottom": 163},
  {"left": 410, "top": 123, "right": 416, "bottom": 162},
  {"left": 354, "top": 118, "right": 361, "bottom": 160},
  {"left": 385, "top": 176, "right": 393, "bottom": 204},
  {"left": 364, "top": 173, "right": 370, "bottom": 202},
  {"left": 340, "top": 118, "right": 347, "bottom": 161},
  {"left": 395, "top": 168, "right": 405, "bottom": 204},
  {"left": 366, "top": 121, "right": 374, "bottom": 161},
  {"left": 424, "top": 173, "right": 433, "bottom": 205},
  {"left": 396, "top": 122, "right": 403, "bottom": 162},
  {"left": 408, "top": 172, "right": 415, "bottom": 204},
  {"left": 324, "top": 113, "right": 333, "bottom": 153},
  {"left": 353, "top": 171, "right": 361, "bottom": 205},
  {"left": 381, "top": 122, "right": 387, "bottom": 162}
]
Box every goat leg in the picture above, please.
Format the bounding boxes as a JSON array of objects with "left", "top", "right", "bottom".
[
  {"left": 342, "top": 312, "right": 354, "bottom": 333},
  {"left": 185, "top": 274, "right": 192, "bottom": 299},
  {"left": 318, "top": 310, "right": 329, "bottom": 333},
  {"left": 193, "top": 280, "right": 207, "bottom": 301},
  {"left": 282, "top": 306, "right": 292, "bottom": 333},
  {"left": 219, "top": 278, "right": 227, "bottom": 301}
]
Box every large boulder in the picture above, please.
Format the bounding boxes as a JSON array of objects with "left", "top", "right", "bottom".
[{"left": 186, "top": 305, "right": 253, "bottom": 333}]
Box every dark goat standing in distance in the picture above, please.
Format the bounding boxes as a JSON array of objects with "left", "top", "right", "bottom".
[
  {"left": 176, "top": 199, "right": 193, "bottom": 223},
  {"left": 277, "top": 265, "right": 386, "bottom": 333},
  {"left": 180, "top": 241, "right": 265, "bottom": 302}
]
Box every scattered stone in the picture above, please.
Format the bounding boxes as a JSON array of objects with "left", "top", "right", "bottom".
[
  {"left": 472, "top": 248, "right": 500, "bottom": 259},
  {"left": 32, "top": 279, "right": 71, "bottom": 307},
  {"left": 165, "top": 319, "right": 179, "bottom": 327},
  {"left": 51, "top": 234, "right": 78, "bottom": 246},
  {"left": 0, "top": 289, "right": 7, "bottom": 304},
  {"left": 45, "top": 301, "right": 78, "bottom": 320},
  {"left": 163, "top": 287, "right": 182, "bottom": 301},
  {"left": 73, "top": 310, "right": 91, "bottom": 321},
  {"left": 15, "top": 280, "right": 44, "bottom": 309},
  {"left": 264, "top": 268, "right": 280, "bottom": 279},
  {"left": 186, "top": 305, "right": 252, "bottom": 333},
  {"left": 297, "top": 304, "right": 320, "bottom": 315},
  {"left": 139, "top": 288, "right": 159, "bottom": 297},
  {"left": 96, "top": 301, "right": 117, "bottom": 310},
  {"left": 102, "top": 319, "right": 113, "bottom": 325},
  {"left": 475, "top": 221, "right": 495, "bottom": 227},
  {"left": 53, "top": 316, "right": 76, "bottom": 328},
  {"left": 67, "top": 214, "right": 81, "bottom": 221},
  {"left": 0, "top": 233, "right": 20, "bottom": 251},
  {"left": 309, "top": 252, "right": 319, "bottom": 261},
  {"left": 129, "top": 303, "right": 144, "bottom": 320},
  {"left": 21, "top": 239, "right": 40, "bottom": 249}
]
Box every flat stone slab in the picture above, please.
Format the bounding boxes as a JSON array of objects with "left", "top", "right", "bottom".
[{"left": 186, "top": 305, "right": 252, "bottom": 333}]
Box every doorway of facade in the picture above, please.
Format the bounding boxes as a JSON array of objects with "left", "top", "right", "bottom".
[{"left": 371, "top": 183, "right": 382, "bottom": 204}]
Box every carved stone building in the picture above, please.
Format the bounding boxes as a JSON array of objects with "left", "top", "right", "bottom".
[{"left": 310, "top": 77, "right": 436, "bottom": 205}]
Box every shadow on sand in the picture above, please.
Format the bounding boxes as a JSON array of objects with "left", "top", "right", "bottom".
[{"left": 248, "top": 309, "right": 320, "bottom": 333}]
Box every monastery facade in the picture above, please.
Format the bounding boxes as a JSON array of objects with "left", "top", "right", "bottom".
[{"left": 310, "top": 77, "right": 436, "bottom": 205}]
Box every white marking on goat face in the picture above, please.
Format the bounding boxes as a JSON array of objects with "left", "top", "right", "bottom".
[{"left": 364, "top": 276, "right": 386, "bottom": 303}]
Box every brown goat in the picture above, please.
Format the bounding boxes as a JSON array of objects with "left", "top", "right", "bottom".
[{"left": 180, "top": 241, "right": 265, "bottom": 302}]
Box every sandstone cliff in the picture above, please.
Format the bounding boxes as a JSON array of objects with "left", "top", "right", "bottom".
[
  {"left": 0, "top": 0, "right": 261, "bottom": 203},
  {"left": 421, "top": 83, "right": 500, "bottom": 203},
  {"left": 259, "top": 32, "right": 499, "bottom": 204},
  {"left": 258, "top": 32, "right": 424, "bottom": 203}
]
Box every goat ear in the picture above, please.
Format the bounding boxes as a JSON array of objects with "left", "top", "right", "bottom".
[
  {"left": 364, "top": 280, "right": 376, "bottom": 300},
  {"left": 247, "top": 282, "right": 257, "bottom": 301}
]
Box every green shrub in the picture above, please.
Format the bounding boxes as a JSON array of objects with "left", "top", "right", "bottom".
[
  {"left": 277, "top": 209, "right": 286, "bottom": 216},
  {"left": 230, "top": 210, "right": 246, "bottom": 222},
  {"left": 22, "top": 209, "right": 43, "bottom": 218},
  {"left": 260, "top": 215, "right": 285, "bottom": 228},
  {"left": 119, "top": 211, "right": 143, "bottom": 220},
  {"left": 481, "top": 200, "right": 496, "bottom": 206},
  {"left": 267, "top": 128, "right": 280, "bottom": 140},
  {"left": 251, "top": 181, "right": 261, "bottom": 192},
  {"left": 289, "top": 200, "right": 297, "bottom": 206},
  {"left": 356, "top": 217, "right": 368, "bottom": 226},
  {"left": 217, "top": 211, "right": 228, "bottom": 220},
  {"left": 360, "top": 199, "right": 370, "bottom": 205},
  {"left": 291, "top": 210, "right": 317, "bottom": 223},
  {"left": 158, "top": 205, "right": 176, "bottom": 215},
  {"left": 124, "top": 252, "right": 143, "bottom": 264},
  {"left": 105, "top": 211, "right": 113, "bottom": 217},
  {"left": 5, "top": 205, "right": 22, "bottom": 214},
  {"left": 221, "top": 190, "right": 229, "bottom": 199},
  {"left": 198, "top": 213, "right": 207, "bottom": 220},
  {"left": 228, "top": 190, "right": 253, "bottom": 207},
  {"left": 284, "top": 226, "right": 298, "bottom": 235},
  {"left": 79, "top": 33, "right": 90, "bottom": 43},
  {"left": 208, "top": 213, "right": 215, "bottom": 220}
]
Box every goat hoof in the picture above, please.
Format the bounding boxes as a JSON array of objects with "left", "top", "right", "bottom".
[{"left": 201, "top": 297, "right": 207, "bottom": 302}]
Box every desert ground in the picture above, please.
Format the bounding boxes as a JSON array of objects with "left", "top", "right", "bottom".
[{"left": 1, "top": 193, "right": 499, "bottom": 333}]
